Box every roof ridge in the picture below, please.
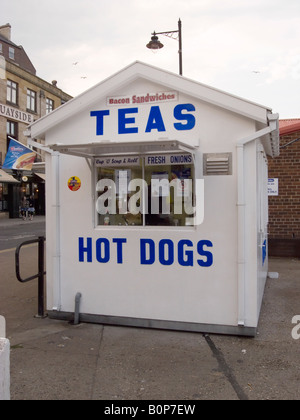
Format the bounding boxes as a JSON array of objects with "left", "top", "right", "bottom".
[
  {"left": 279, "top": 119, "right": 300, "bottom": 135},
  {"left": 280, "top": 118, "right": 300, "bottom": 121}
]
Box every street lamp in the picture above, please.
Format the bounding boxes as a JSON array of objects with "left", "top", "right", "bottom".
[{"left": 146, "top": 18, "right": 183, "bottom": 76}]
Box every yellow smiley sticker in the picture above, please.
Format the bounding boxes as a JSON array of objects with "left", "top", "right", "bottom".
[{"left": 68, "top": 176, "right": 81, "bottom": 191}]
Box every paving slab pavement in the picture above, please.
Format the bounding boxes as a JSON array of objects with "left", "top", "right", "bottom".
[{"left": 0, "top": 244, "right": 299, "bottom": 400}]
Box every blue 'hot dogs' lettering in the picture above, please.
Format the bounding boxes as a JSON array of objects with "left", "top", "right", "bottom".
[
  {"left": 78, "top": 237, "right": 213, "bottom": 267},
  {"left": 140, "top": 238, "right": 213, "bottom": 267}
]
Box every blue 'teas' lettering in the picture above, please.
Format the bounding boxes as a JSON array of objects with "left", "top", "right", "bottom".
[
  {"left": 79, "top": 237, "right": 92, "bottom": 262},
  {"left": 197, "top": 240, "right": 213, "bottom": 267},
  {"left": 145, "top": 106, "right": 166, "bottom": 133},
  {"left": 173, "top": 104, "right": 196, "bottom": 131},
  {"left": 90, "top": 110, "right": 110, "bottom": 135},
  {"left": 118, "top": 108, "right": 138, "bottom": 134},
  {"left": 140, "top": 239, "right": 155, "bottom": 265}
]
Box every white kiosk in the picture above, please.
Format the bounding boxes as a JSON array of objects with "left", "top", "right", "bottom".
[{"left": 25, "top": 62, "right": 279, "bottom": 336}]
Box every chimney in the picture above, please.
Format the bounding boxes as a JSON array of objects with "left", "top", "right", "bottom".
[{"left": 0, "top": 24, "right": 11, "bottom": 40}]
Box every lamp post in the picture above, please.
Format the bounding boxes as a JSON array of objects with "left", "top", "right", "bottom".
[{"left": 146, "top": 18, "right": 183, "bottom": 76}]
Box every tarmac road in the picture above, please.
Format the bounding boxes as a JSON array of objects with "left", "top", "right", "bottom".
[{"left": 0, "top": 216, "right": 45, "bottom": 251}]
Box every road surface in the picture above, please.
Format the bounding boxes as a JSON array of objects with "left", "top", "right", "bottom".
[{"left": 0, "top": 216, "right": 45, "bottom": 251}]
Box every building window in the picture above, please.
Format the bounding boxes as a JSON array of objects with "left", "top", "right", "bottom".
[
  {"left": 7, "top": 80, "right": 18, "bottom": 105},
  {"left": 95, "top": 153, "right": 195, "bottom": 227},
  {"left": 9, "top": 47, "right": 15, "bottom": 60},
  {"left": 0, "top": 183, "right": 9, "bottom": 212},
  {"left": 0, "top": 43, "right": 2, "bottom": 53},
  {"left": 27, "top": 89, "right": 37, "bottom": 113},
  {"left": 7, "top": 120, "right": 17, "bottom": 138},
  {"left": 6, "top": 120, "right": 18, "bottom": 150},
  {"left": 46, "top": 98, "right": 54, "bottom": 114}
]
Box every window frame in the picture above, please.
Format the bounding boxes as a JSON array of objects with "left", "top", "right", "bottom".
[
  {"left": 27, "top": 88, "right": 37, "bottom": 113},
  {"left": 6, "top": 120, "right": 18, "bottom": 151},
  {"left": 94, "top": 152, "right": 196, "bottom": 229},
  {"left": 8, "top": 47, "right": 15, "bottom": 60},
  {"left": 6, "top": 120, "right": 18, "bottom": 137},
  {"left": 46, "top": 97, "right": 54, "bottom": 114},
  {"left": 7, "top": 79, "right": 18, "bottom": 105}
]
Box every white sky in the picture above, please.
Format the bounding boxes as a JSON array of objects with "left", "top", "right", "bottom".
[{"left": 2, "top": 0, "right": 300, "bottom": 118}]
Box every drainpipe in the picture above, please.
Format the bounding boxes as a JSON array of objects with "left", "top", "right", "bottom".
[
  {"left": 237, "top": 114, "right": 279, "bottom": 326},
  {"left": 25, "top": 135, "right": 62, "bottom": 313},
  {"left": 52, "top": 151, "right": 62, "bottom": 312}
]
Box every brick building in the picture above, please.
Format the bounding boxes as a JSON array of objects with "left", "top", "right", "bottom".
[
  {"left": 268, "top": 119, "right": 300, "bottom": 257},
  {"left": 0, "top": 23, "right": 72, "bottom": 217}
]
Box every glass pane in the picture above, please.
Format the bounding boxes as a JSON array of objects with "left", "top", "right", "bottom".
[
  {"left": 144, "top": 156, "right": 195, "bottom": 227},
  {"left": 96, "top": 159, "right": 143, "bottom": 226},
  {"left": 95, "top": 153, "right": 195, "bottom": 227}
]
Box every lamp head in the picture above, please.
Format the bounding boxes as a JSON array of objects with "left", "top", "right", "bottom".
[{"left": 146, "top": 33, "right": 164, "bottom": 50}]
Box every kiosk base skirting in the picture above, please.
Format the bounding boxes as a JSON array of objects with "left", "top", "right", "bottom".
[{"left": 47, "top": 310, "right": 257, "bottom": 337}]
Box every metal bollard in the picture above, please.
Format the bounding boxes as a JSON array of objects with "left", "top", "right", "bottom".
[
  {"left": 73, "top": 293, "right": 82, "bottom": 325},
  {"left": 15, "top": 236, "right": 46, "bottom": 318}
]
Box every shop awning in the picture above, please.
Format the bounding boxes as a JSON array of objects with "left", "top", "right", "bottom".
[
  {"left": 34, "top": 173, "right": 46, "bottom": 181},
  {"left": 0, "top": 169, "right": 20, "bottom": 183},
  {"left": 50, "top": 140, "right": 198, "bottom": 159}
]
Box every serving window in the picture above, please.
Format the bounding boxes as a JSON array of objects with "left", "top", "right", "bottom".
[{"left": 95, "top": 153, "right": 195, "bottom": 227}]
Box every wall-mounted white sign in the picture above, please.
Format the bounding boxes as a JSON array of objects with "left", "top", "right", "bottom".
[
  {"left": 145, "top": 154, "right": 192, "bottom": 166},
  {"left": 268, "top": 178, "right": 279, "bottom": 196},
  {"left": 0, "top": 103, "right": 34, "bottom": 124},
  {"left": 107, "top": 91, "right": 178, "bottom": 106},
  {"left": 95, "top": 156, "right": 140, "bottom": 167}
]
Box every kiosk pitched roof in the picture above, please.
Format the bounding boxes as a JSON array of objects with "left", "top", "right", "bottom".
[{"left": 26, "top": 61, "right": 274, "bottom": 140}]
